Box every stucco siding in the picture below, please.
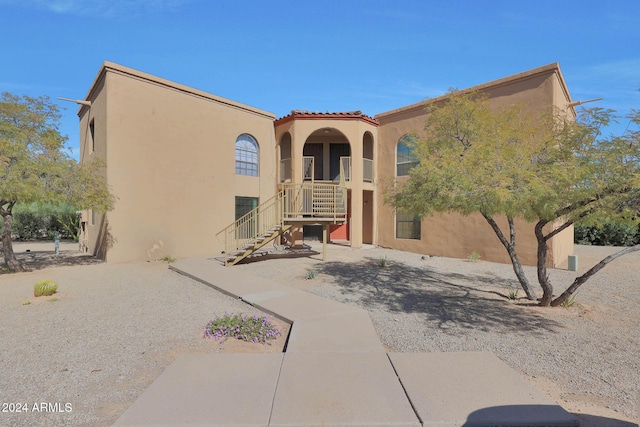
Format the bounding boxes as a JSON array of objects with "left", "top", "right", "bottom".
[
  {"left": 374, "top": 67, "right": 566, "bottom": 267},
  {"left": 90, "top": 65, "right": 276, "bottom": 262}
]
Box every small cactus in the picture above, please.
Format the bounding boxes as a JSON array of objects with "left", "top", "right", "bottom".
[{"left": 34, "top": 279, "right": 58, "bottom": 297}]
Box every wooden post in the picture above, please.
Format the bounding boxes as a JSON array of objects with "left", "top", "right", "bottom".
[{"left": 322, "top": 224, "right": 327, "bottom": 261}]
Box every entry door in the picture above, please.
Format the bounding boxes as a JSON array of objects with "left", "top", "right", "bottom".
[
  {"left": 330, "top": 192, "right": 350, "bottom": 241},
  {"left": 303, "top": 143, "right": 323, "bottom": 181}
]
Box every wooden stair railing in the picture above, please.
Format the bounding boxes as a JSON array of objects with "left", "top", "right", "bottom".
[{"left": 216, "top": 183, "right": 347, "bottom": 266}]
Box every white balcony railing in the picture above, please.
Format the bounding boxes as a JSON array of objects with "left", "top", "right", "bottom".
[
  {"left": 363, "top": 158, "right": 373, "bottom": 182},
  {"left": 303, "top": 156, "right": 314, "bottom": 181},
  {"left": 280, "top": 158, "right": 292, "bottom": 182}
]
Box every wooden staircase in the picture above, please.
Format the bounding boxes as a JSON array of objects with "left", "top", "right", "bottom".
[
  {"left": 216, "top": 183, "right": 347, "bottom": 266},
  {"left": 223, "top": 224, "right": 292, "bottom": 266}
]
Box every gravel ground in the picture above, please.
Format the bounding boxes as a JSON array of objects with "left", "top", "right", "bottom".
[
  {"left": 236, "top": 242, "right": 640, "bottom": 425},
  {"left": 0, "top": 242, "right": 287, "bottom": 427},
  {"left": 0, "top": 241, "right": 638, "bottom": 426}
]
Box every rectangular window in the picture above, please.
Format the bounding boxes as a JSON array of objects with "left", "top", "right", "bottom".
[
  {"left": 396, "top": 211, "right": 421, "bottom": 240},
  {"left": 396, "top": 161, "right": 418, "bottom": 177}
]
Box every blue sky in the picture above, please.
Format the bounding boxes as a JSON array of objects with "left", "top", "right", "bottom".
[{"left": 1, "top": 0, "right": 638, "bottom": 160}]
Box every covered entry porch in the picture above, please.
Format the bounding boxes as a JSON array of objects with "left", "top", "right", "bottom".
[{"left": 275, "top": 110, "right": 379, "bottom": 249}]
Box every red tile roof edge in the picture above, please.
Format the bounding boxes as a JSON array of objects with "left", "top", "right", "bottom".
[{"left": 275, "top": 110, "right": 379, "bottom": 126}]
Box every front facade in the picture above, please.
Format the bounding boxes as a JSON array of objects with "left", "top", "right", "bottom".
[{"left": 79, "top": 61, "right": 574, "bottom": 267}]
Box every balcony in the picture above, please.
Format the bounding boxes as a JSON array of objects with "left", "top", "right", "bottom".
[{"left": 280, "top": 156, "right": 373, "bottom": 184}]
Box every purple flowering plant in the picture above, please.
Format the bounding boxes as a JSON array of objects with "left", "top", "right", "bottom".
[{"left": 204, "top": 313, "right": 281, "bottom": 345}]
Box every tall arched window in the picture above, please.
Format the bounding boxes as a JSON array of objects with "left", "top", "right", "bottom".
[
  {"left": 235, "top": 134, "right": 259, "bottom": 176},
  {"left": 396, "top": 135, "right": 419, "bottom": 176}
]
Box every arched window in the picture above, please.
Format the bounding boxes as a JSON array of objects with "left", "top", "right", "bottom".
[
  {"left": 235, "top": 134, "right": 259, "bottom": 176},
  {"left": 396, "top": 135, "right": 418, "bottom": 176}
]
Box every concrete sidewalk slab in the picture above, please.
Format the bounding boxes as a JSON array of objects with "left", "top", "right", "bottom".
[
  {"left": 114, "top": 353, "right": 283, "bottom": 427},
  {"left": 286, "top": 310, "right": 386, "bottom": 353},
  {"left": 389, "top": 352, "right": 579, "bottom": 427},
  {"left": 244, "top": 289, "right": 362, "bottom": 323},
  {"left": 269, "top": 352, "right": 421, "bottom": 427},
  {"left": 171, "top": 258, "right": 292, "bottom": 299}
]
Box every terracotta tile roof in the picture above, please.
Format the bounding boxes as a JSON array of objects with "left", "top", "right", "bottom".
[{"left": 275, "top": 110, "right": 379, "bottom": 126}]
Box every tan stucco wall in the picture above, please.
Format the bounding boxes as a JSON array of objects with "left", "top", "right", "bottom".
[
  {"left": 374, "top": 65, "right": 573, "bottom": 267},
  {"left": 81, "top": 63, "right": 276, "bottom": 263},
  {"left": 78, "top": 73, "right": 108, "bottom": 258}
]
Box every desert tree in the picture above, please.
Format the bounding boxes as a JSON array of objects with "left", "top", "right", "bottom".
[
  {"left": 0, "top": 92, "right": 115, "bottom": 272},
  {"left": 391, "top": 91, "right": 639, "bottom": 307},
  {"left": 532, "top": 108, "right": 640, "bottom": 306}
]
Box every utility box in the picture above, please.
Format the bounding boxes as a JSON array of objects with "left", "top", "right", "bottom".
[{"left": 568, "top": 255, "right": 578, "bottom": 272}]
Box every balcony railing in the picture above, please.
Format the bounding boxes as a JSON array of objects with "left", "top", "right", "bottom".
[
  {"left": 296, "top": 156, "right": 372, "bottom": 183},
  {"left": 281, "top": 183, "right": 347, "bottom": 220},
  {"left": 363, "top": 158, "right": 373, "bottom": 182},
  {"left": 280, "top": 158, "right": 292, "bottom": 182},
  {"left": 340, "top": 156, "right": 351, "bottom": 182},
  {"left": 303, "top": 156, "right": 314, "bottom": 181}
]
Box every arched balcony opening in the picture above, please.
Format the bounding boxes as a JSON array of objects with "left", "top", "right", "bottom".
[
  {"left": 363, "top": 131, "right": 374, "bottom": 183},
  {"left": 279, "top": 132, "right": 292, "bottom": 182},
  {"left": 302, "top": 128, "right": 351, "bottom": 182}
]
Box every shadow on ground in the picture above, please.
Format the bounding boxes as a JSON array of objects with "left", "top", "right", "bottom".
[
  {"left": 574, "top": 414, "right": 639, "bottom": 427},
  {"left": 2, "top": 250, "right": 103, "bottom": 273},
  {"left": 463, "top": 405, "right": 638, "bottom": 427},
  {"left": 314, "top": 257, "right": 562, "bottom": 334},
  {"left": 236, "top": 247, "right": 321, "bottom": 265}
]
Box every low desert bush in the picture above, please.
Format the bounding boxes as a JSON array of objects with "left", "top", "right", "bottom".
[
  {"left": 467, "top": 251, "right": 481, "bottom": 262},
  {"left": 204, "top": 314, "right": 281, "bottom": 345}
]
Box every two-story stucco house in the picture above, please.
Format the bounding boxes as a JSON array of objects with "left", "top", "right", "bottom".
[{"left": 78, "top": 61, "right": 574, "bottom": 267}]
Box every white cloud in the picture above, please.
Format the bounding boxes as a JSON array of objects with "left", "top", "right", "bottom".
[
  {"left": 577, "top": 59, "right": 640, "bottom": 84},
  {"left": 592, "top": 60, "right": 640, "bottom": 82},
  {"left": 353, "top": 80, "right": 445, "bottom": 104},
  {"left": 0, "top": 0, "right": 197, "bottom": 17}
]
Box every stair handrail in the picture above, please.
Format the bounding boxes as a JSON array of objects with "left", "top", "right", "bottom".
[{"left": 215, "top": 191, "right": 284, "bottom": 256}]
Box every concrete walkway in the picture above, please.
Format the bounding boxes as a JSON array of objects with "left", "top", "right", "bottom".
[{"left": 114, "top": 257, "right": 579, "bottom": 427}]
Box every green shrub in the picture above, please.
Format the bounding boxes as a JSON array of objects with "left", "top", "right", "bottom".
[
  {"left": 467, "top": 251, "right": 481, "bottom": 262},
  {"left": 34, "top": 279, "right": 58, "bottom": 297},
  {"left": 507, "top": 287, "right": 519, "bottom": 300},
  {"left": 0, "top": 202, "right": 80, "bottom": 241},
  {"left": 560, "top": 293, "right": 578, "bottom": 308},
  {"left": 305, "top": 269, "right": 317, "bottom": 280},
  {"left": 574, "top": 220, "right": 640, "bottom": 246}
]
